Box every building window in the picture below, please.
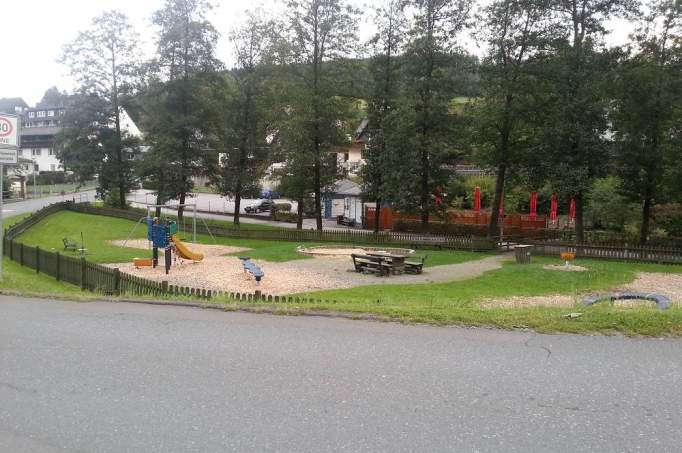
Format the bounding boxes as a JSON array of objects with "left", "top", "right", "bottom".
[
  {"left": 31, "top": 149, "right": 41, "bottom": 156},
  {"left": 48, "top": 110, "right": 55, "bottom": 117},
  {"left": 28, "top": 111, "right": 35, "bottom": 118},
  {"left": 50, "top": 164, "right": 56, "bottom": 171},
  {"left": 17, "top": 149, "right": 23, "bottom": 157},
  {"left": 48, "top": 148, "right": 54, "bottom": 156},
  {"left": 37, "top": 111, "right": 46, "bottom": 118}
]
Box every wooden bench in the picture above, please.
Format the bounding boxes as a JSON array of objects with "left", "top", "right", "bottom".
[
  {"left": 367, "top": 252, "right": 406, "bottom": 275},
  {"left": 62, "top": 237, "right": 78, "bottom": 251},
  {"left": 404, "top": 255, "right": 427, "bottom": 274},
  {"left": 239, "top": 257, "right": 264, "bottom": 283},
  {"left": 351, "top": 254, "right": 391, "bottom": 276}
]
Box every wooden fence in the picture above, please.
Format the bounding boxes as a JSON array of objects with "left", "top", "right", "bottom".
[
  {"left": 66, "top": 203, "right": 497, "bottom": 251},
  {"left": 529, "top": 241, "right": 682, "bottom": 264}
]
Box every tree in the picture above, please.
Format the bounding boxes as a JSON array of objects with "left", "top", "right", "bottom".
[
  {"left": 283, "top": 0, "right": 360, "bottom": 230},
  {"left": 57, "top": 93, "right": 139, "bottom": 205},
  {"left": 362, "top": 0, "right": 407, "bottom": 232},
  {"left": 536, "top": 0, "right": 637, "bottom": 241},
  {"left": 37, "top": 87, "right": 69, "bottom": 108},
  {"left": 394, "top": 0, "right": 472, "bottom": 224},
  {"left": 59, "top": 11, "right": 140, "bottom": 207},
  {"left": 474, "top": 0, "right": 556, "bottom": 237},
  {"left": 206, "top": 12, "right": 276, "bottom": 226},
  {"left": 612, "top": 0, "right": 681, "bottom": 244},
  {"left": 141, "top": 0, "right": 221, "bottom": 220}
]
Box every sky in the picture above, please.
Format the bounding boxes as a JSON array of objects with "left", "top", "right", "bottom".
[{"left": 1, "top": 0, "right": 636, "bottom": 106}]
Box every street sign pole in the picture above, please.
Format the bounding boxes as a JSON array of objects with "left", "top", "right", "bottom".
[
  {"left": 0, "top": 163, "right": 4, "bottom": 281},
  {"left": 0, "top": 112, "right": 21, "bottom": 282}
]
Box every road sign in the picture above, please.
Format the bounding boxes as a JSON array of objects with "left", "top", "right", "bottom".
[
  {"left": 0, "top": 148, "right": 17, "bottom": 164},
  {"left": 0, "top": 113, "right": 20, "bottom": 149}
]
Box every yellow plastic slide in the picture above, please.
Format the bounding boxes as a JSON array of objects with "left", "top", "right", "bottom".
[{"left": 171, "top": 235, "right": 204, "bottom": 261}]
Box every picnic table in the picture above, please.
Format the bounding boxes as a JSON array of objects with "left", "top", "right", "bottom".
[{"left": 366, "top": 251, "right": 406, "bottom": 275}]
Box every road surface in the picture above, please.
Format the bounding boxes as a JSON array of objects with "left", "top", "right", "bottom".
[
  {"left": 0, "top": 296, "right": 680, "bottom": 452},
  {"left": 2, "top": 190, "right": 95, "bottom": 217}
]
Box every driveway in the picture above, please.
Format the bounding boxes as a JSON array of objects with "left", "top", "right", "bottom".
[{"left": 0, "top": 296, "right": 680, "bottom": 452}]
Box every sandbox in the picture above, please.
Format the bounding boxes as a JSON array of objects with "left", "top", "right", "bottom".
[{"left": 297, "top": 245, "right": 415, "bottom": 256}]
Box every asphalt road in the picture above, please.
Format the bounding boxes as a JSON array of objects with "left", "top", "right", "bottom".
[
  {"left": 0, "top": 296, "right": 680, "bottom": 453},
  {"left": 2, "top": 190, "right": 95, "bottom": 217}
]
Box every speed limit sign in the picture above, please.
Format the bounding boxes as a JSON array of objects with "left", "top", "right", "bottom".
[{"left": 0, "top": 113, "right": 19, "bottom": 149}]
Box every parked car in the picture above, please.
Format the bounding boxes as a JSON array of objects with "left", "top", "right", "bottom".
[{"left": 245, "top": 199, "right": 274, "bottom": 213}]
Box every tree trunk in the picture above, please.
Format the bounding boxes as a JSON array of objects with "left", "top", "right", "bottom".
[
  {"left": 178, "top": 192, "right": 186, "bottom": 222},
  {"left": 233, "top": 191, "right": 242, "bottom": 226},
  {"left": 488, "top": 163, "right": 507, "bottom": 238},
  {"left": 374, "top": 199, "right": 381, "bottom": 233},
  {"left": 640, "top": 197, "right": 652, "bottom": 245},
  {"left": 420, "top": 149, "right": 429, "bottom": 225},
  {"left": 314, "top": 155, "right": 322, "bottom": 230},
  {"left": 297, "top": 197, "right": 304, "bottom": 230},
  {"left": 574, "top": 193, "right": 585, "bottom": 243}
]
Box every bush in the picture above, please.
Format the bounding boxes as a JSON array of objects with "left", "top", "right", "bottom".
[
  {"left": 271, "top": 211, "right": 298, "bottom": 223},
  {"left": 272, "top": 202, "right": 292, "bottom": 213}
]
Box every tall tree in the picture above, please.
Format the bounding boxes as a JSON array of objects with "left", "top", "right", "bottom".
[
  {"left": 397, "top": 0, "right": 472, "bottom": 224},
  {"left": 59, "top": 11, "right": 139, "bottom": 208},
  {"left": 207, "top": 12, "right": 276, "bottom": 225},
  {"left": 475, "top": 0, "right": 556, "bottom": 237},
  {"left": 37, "top": 87, "right": 69, "bottom": 108},
  {"left": 362, "top": 0, "right": 407, "bottom": 232},
  {"left": 141, "top": 0, "right": 221, "bottom": 219},
  {"left": 283, "top": 0, "right": 360, "bottom": 230},
  {"left": 612, "top": 0, "right": 681, "bottom": 243},
  {"left": 537, "top": 0, "right": 636, "bottom": 241}
]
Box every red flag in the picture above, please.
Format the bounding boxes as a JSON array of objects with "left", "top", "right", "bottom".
[
  {"left": 474, "top": 186, "right": 481, "bottom": 213},
  {"left": 550, "top": 195, "right": 558, "bottom": 220},
  {"left": 569, "top": 197, "right": 576, "bottom": 220},
  {"left": 529, "top": 191, "right": 538, "bottom": 219}
]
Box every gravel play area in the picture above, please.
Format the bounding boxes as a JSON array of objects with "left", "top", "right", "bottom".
[
  {"left": 107, "top": 242, "right": 506, "bottom": 295},
  {"left": 481, "top": 272, "right": 682, "bottom": 309}
]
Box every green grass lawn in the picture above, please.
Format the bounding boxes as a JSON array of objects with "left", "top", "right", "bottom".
[
  {"left": 0, "top": 257, "right": 92, "bottom": 299},
  {"left": 289, "top": 257, "right": 682, "bottom": 335},
  {"left": 14, "top": 211, "right": 487, "bottom": 266}
]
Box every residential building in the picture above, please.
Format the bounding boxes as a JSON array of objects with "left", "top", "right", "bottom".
[{"left": 19, "top": 106, "right": 66, "bottom": 172}]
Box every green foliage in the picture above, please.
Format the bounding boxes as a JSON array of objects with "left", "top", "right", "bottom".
[{"left": 585, "top": 177, "right": 635, "bottom": 231}]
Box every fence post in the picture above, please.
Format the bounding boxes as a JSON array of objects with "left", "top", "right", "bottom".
[
  {"left": 20, "top": 243, "right": 24, "bottom": 266},
  {"left": 162, "top": 280, "right": 169, "bottom": 295},
  {"left": 113, "top": 268, "right": 120, "bottom": 296},
  {"left": 55, "top": 252, "right": 61, "bottom": 281},
  {"left": 8, "top": 238, "right": 13, "bottom": 260},
  {"left": 35, "top": 247, "right": 40, "bottom": 274},
  {"left": 80, "top": 257, "right": 87, "bottom": 290}
]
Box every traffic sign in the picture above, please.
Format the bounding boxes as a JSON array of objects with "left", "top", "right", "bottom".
[
  {"left": 0, "top": 148, "right": 17, "bottom": 164},
  {"left": 0, "top": 113, "right": 20, "bottom": 149}
]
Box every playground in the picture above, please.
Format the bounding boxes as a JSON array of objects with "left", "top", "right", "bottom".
[{"left": 4, "top": 206, "right": 682, "bottom": 335}]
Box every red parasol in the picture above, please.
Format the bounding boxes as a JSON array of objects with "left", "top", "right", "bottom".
[
  {"left": 499, "top": 194, "right": 505, "bottom": 217},
  {"left": 474, "top": 186, "right": 481, "bottom": 213},
  {"left": 529, "top": 191, "right": 538, "bottom": 219},
  {"left": 550, "top": 195, "right": 558, "bottom": 221}
]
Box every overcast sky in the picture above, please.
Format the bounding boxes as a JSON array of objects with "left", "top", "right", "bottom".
[{"left": 2, "top": 0, "right": 636, "bottom": 106}]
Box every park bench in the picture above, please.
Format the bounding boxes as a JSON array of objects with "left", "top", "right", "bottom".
[
  {"left": 351, "top": 253, "right": 391, "bottom": 276},
  {"left": 239, "top": 257, "right": 264, "bottom": 283},
  {"left": 404, "top": 255, "right": 427, "bottom": 274},
  {"left": 62, "top": 237, "right": 78, "bottom": 251}
]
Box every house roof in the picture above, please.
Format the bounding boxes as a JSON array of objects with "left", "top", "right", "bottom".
[
  {"left": 0, "top": 97, "right": 29, "bottom": 114},
  {"left": 331, "top": 179, "right": 361, "bottom": 196},
  {"left": 354, "top": 118, "right": 369, "bottom": 143}
]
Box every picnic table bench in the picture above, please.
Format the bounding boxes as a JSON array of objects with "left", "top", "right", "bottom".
[
  {"left": 351, "top": 254, "right": 392, "bottom": 276},
  {"left": 239, "top": 257, "right": 264, "bottom": 283},
  {"left": 62, "top": 237, "right": 78, "bottom": 251},
  {"left": 404, "top": 255, "right": 427, "bottom": 274},
  {"left": 337, "top": 216, "right": 356, "bottom": 227},
  {"left": 366, "top": 251, "right": 406, "bottom": 275}
]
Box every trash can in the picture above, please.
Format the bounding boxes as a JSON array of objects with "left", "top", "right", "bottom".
[{"left": 515, "top": 245, "right": 533, "bottom": 264}]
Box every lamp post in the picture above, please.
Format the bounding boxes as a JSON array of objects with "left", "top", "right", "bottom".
[{"left": 32, "top": 159, "right": 37, "bottom": 199}]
